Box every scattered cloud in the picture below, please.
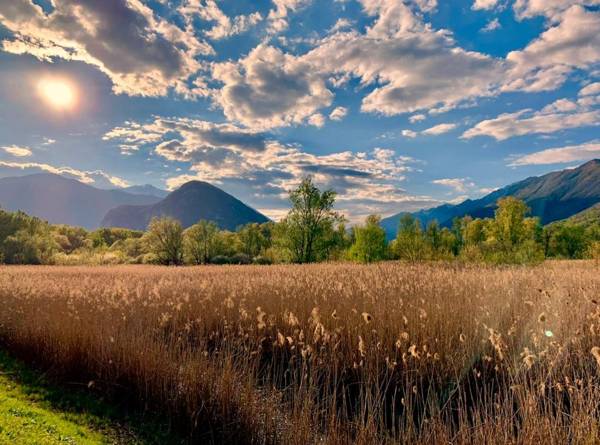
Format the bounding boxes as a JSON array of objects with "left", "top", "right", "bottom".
[
  {"left": 432, "top": 177, "right": 475, "bottom": 193},
  {"left": 104, "top": 116, "right": 425, "bottom": 220},
  {"left": 409, "top": 114, "right": 426, "bottom": 123},
  {"left": 0, "top": 160, "right": 130, "bottom": 188},
  {"left": 211, "top": 44, "right": 333, "bottom": 129},
  {"left": 0, "top": 0, "right": 212, "bottom": 97},
  {"left": 329, "top": 106, "right": 348, "bottom": 121},
  {"left": 462, "top": 107, "right": 600, "bottom": 140},
  {"left": 402, "top": 129, "right": 418, "bottom": 138},
  {"left": 472, "top": 0, "right": 500, "bottom": 10},
  {"left": 481, "top": 18, "right": 501, "bottom": 32},
  {"left": 503, "top": 6, "right": 600, "bottom": 93},
  {"left": 463, "top": 85, "right": 600, "bottom": 140},
  {"left": 422, "top": 123, "right": 457, "bottom": 135},
  {"left": 508, "top": 141, "right": 600, "bottom": 166},
  {"left": 179, "top": 0, "right": 262, "bottom": 40},
  {"left": 2, "top": 145, "right": 32, "bottom": 157}
]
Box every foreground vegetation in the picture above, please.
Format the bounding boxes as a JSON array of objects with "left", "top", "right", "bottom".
[
  {"left": 0, "top": 262, "right": 599, "bottom": 444},
  {"left": 0, "top": 178, "right": 599, "bottom": 266},
  {"left": 0, "top": 350, "right": 186, "bottom": 444}
]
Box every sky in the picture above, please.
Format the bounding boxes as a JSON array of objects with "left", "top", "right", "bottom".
[{"left": 0, "top": 0, "right": 599, "bottom": 222}]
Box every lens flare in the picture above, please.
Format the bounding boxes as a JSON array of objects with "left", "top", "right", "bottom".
[{"left": 38, "top": 77, "right": 77, "bottom": 110}]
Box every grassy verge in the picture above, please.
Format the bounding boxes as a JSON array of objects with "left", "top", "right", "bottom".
[{"left": 0, "top": 349, "right": 185, "bottom": 445}]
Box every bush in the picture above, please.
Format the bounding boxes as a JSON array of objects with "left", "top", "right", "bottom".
[
  {"left": 230, "top": 253, "right": 251, "bottom": 265},
  {"left": 211, "top": 255, "right": 231, "bottom": 265},
  {"left": 252, "top": 255, "right": 272, "bottom": 265}
]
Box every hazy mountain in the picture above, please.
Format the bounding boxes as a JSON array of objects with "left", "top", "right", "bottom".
[
  {"left": 382, "top": 159, "right": 600, "bottom": 239},
  {"left": 121, "top": 184, "right": 169, "bottom": 199},
  {"left": 0, "top": 173, "right": 162, "bottom": 229},
  {"left": 101, "top": 180, "right": 270, "bottom": 231}
]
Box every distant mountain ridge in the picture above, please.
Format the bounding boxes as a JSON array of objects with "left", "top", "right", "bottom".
[
  {"left": 121, "top": 184, "right": 169, "bottom": 199},
  {"left": 101, "top": 180, "right": 270, "bottom": 231},
  {"left": 0, "top": 173, "right": 161, "bottom": 229},
  {"left": 382, "top": 159, "right": 600, "bottom": 239}
]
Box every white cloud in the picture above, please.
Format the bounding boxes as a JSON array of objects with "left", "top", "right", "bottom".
[
  {"left": 267, "top": 0, "right": 312, "bottom": 34},
  {"left": 307, "top": 3, "right": 504, "bottom": 117},
  {"left": 464, "top": 85, "right": 600, "bottom": 140},
  {"left": 0, "top": 0, "right": 212, "bottom": 97},
  {"left": 580, "top": 82, "right": 600, "bottom": 96},
  {"left": 482, "top": 18, "right": 501, "bottom": 32},
  {"left": 402, "top": 129, "right": 418, "bottom": 138},
  {"left": 179, "top": 0, "right": 262, "bottom": 40},
  {"left": 508, "top": 142, "right": 600, "bottom": 166},
  {"left": 422, "top": 123, "right": 457, "bottom": 135},
  {"left": 211, "top": 44, "right": 333, "bottom": 129},
  {"left": 472, "top": 0, "right": 499, "bottom": 10},
  {"left": 104, "top": 117, "right": 270, "bottom": 159},
  {"left": 308, "top": 113, "right": 326, "bottom": 127},
  {"left": 503, "top": 6, "right": 600, "bottom": 93},
  {"left": 463, "top": 107, "right": 600, "bottom": 141},
  {"left": 409, "top": 114, "right": 426, "bottom": 123},
  {"left": 513, "top": 0, "right": 600, "bottom": 21},
  {"left": 0, "top": 160, "right": 130, "bottom": 188},
  {"left": 2, "top": 145, "right": 32, "bottom": 157},
  {"left": 329, "top": 106, "right": 348, "bottom": 121},
  {"left": 432, "top": 177, "right": 475, "bottom": 193}
]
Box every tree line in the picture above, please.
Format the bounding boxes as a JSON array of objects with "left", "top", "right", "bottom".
[{"left": 0, "top": 177, "right": 599, "bottom": 265}]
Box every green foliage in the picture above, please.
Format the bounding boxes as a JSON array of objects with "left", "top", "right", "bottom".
[
  {"left": 184, "top": 220, "right": 220, "bottom": 264},
  {"left": 390, "top": 214, "right": 427, "bottom": 261},
  {"left": 349, "top": 215, "right": 387, "bottom": 263},
  {"left": 274, "top": 177, "right": 344, "bottom": 263},
  {"left": 144, "top": 217, "right": 184, "bottom": 265}
]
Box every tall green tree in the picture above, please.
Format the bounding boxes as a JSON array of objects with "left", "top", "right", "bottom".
[
  {"left": 390, "top": 214, "right": 426, "bottom": 261},
  {"left": 144, "top": 217, "right": 184, "bottom": 265},
  {"left": 237, "top": 223, "right": 271, "bottom": 258},
  {"left": 184, "top": 220, "right": 219, "bottom": 264},
  {"left": 275, "top": 177, "right": 342, "bottom": 263},
  {"left": 349, "top": 215, "right": 387, "bottom": 263}
]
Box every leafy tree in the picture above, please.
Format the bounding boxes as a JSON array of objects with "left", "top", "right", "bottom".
[
  {"left": 349, "top": 215, "right": 387, "bottom": 263},
  {"left": 275, "top": 177, "right": 342, "bottom": 263},
  {"left": 390, "top": 214, "right": 426, "bottom": 261},
  {"left": 144, "top": 217, "right": 184, "bottom": 265},
  {"left": 549, "top": 224, "right": 587, "bottom": 258},
  {"left": 491, "top": 197, "right": 531, "bottom": 251},
  {"left": 184, "top": 220, "right": 219, "bottom": 265},
  {"left": 237, "top": 223, "right": 271, "bottom": 258}
]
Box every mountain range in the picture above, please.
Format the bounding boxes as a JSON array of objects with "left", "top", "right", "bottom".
[
  {"left": 1, "top": 160, "right": 598, "bottom": 234},
  {"left": 101, "top": 181, "right": 270, "bottom": 231},
  {"left": 382, "top": 159, "right": 600, "bottom": 239},
  {"left": 0, "top": 173, "right": 161, "bottom": 229}
]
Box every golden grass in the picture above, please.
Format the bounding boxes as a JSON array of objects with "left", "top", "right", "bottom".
[{"left": 0, "top": 262, "right": 599, "bottom": 444}]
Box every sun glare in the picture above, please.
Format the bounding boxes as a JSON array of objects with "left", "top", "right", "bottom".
[{"left": 37, "top": 77, "right": 77, "bottom": 111}]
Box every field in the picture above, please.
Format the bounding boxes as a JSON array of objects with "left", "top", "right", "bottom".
[{"left": 0, "top": 262, "right": 599, "bottom": 444}]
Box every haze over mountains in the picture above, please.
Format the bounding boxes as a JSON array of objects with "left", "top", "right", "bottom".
[
  {"left": 0, "top": 173, "right": 161, "bottom": 229},
  {"left": 382, "top": 159, "right": 600, "bottom": 239}
]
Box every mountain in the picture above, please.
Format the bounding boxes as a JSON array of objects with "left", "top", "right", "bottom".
[
  {"left": 382, "top": 159, "right": 600, "bottom": 239},
  {"left": 554, "top": 203, "right": 600, "bottom": 229},
  {"left": 101, "top": 180, "right": 270, "bottom": 231},
  {"left": 0, "top": 173, "right": 162, "bottom": 229},
  {"left": 121, "top": 184, "right": 169, "bottom": 199}
]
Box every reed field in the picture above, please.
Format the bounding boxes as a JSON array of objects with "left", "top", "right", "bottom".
[{"left": 0, "top": 262, "right": 599, "bottom": 444}]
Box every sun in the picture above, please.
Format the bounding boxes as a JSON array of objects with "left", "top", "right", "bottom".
[{"left": 37, "top": 77, "right": 78, "bottom": 110}]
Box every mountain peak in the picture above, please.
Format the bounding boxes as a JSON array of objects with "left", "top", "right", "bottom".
[{"left": 102, "top": 180, "right": 269, "bottom": 231}]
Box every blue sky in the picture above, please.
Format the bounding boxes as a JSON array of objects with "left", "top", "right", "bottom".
[{"left": 0, "top": 0, "right": 599, "bottom": 221}]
